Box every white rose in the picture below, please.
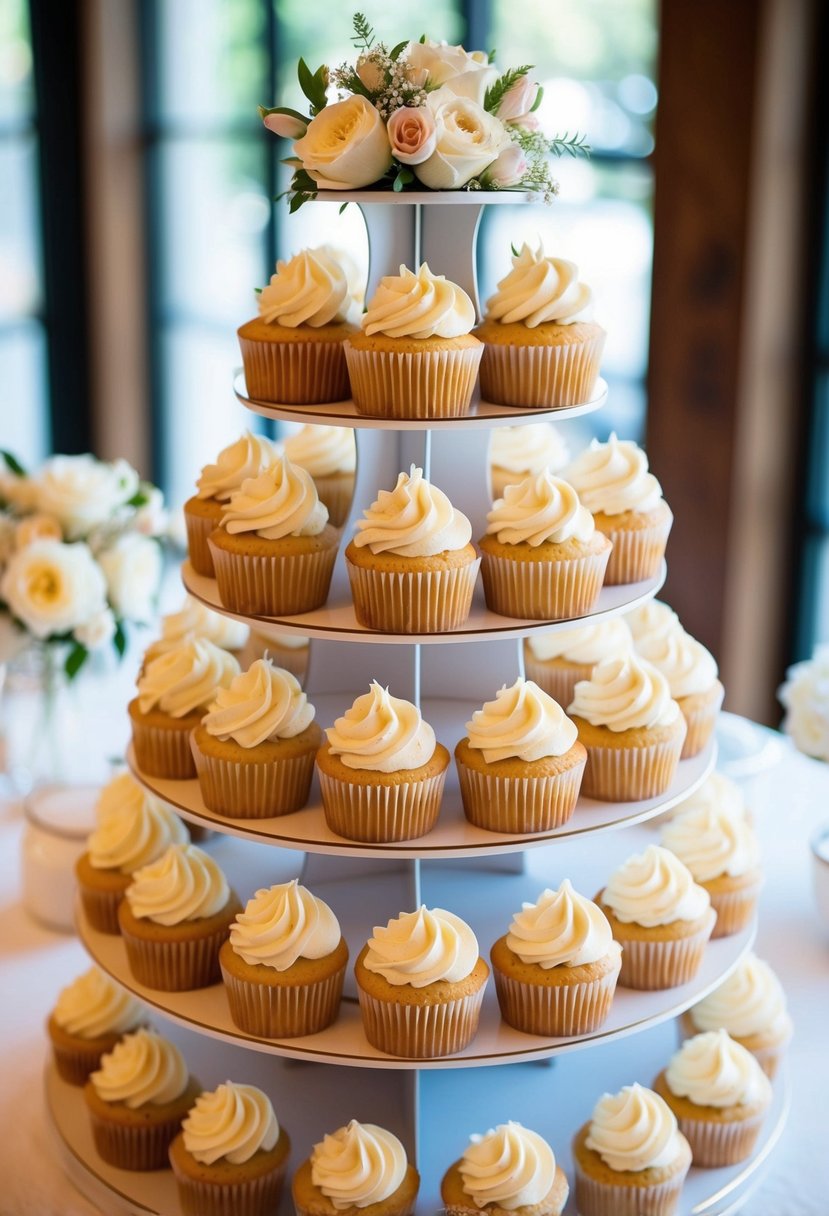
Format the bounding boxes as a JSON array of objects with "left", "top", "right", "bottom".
[
  {"left": 293, "top": 95, "right": 392, "bottom": 189},
  {"left": 134, "top": 486, "right": 167, "bottom": 537},
  {"left": 35, "top": 455, "right": 140, "bottom": 540},
  {"left": 779, "top": 646, "right": 829, "bottom": 762},
  {"left": 414, "top": 87, "right": 511, "bottom": 190},
  {"left": 0, "top": 540, "right": 107, "bottom": 639},
  {"left": 99, "top": 534, "right": 162, "bottom": 624},
  {"left": 405, "top": 40, "right": 497, "bottom": 106},
  {"left": 74, "top": 607, "right": 117, "bottom": 651},
  {"left": 356, "top": 52, "right": 386, "bottom": 94},
  {"left": 15, "top": 513, "right": 63, "bottom": 549}
]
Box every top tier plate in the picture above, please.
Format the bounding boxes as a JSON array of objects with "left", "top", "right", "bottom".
[{"left": 302, "top": 190, "right": 539, "bottom": 206}]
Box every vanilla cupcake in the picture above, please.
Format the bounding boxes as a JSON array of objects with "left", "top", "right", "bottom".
[
  {"left": 455, "top": 678, "right": 586, "bottom": 834},
  {"left": 564, "top": 433, "right": 673, "bottom": 584},
  {"left": 491, "top": 882, "right": 622, "bottom": 1037},
  {"left": 128, "top": 639, "right": 240, "bottom": 779},
  {"left": 209, "top": 456, "right": 340, "bottom": 617},
  {"left": 220, "top": 880, "right": 348, "bottom": 1038},
  {"left": 573, "top": 1083, "right": 692, "bottom": 1216},
  {"left": 48, "top": 966, "right": 146, "bottom": 1085},
  {"left": 625, "top": 599, "right": 681, "bottom": 645},
  {"left": 238, "top": 246, "right": 359, "bottom": 403},
  {"left": 344, "top": 262, "right": 483, "bottom": 419},
  {"left": 489, "top": 423, "right": 571, "bottom": 500},
  {"left": 191, "top": 657, "right": 322, "bottom": 819},
  {"left": 568, "top": 654, "right": 686, "bottom": 800},
  {"left": 284, "top": 424, "right": 357, "bottom": 528},
  {"left": 523, "top": 618, "right": 633, "bottom": 709},
  {"left": 355, "top": 906, "right": 489, "bottom": 1058},
  {"left": 635, "top": 628, "right": 725, "bottom": 759},
  {"left": 143, "top": 595, "right": 250, "bottom": 666},
  {"left": 479, "top": 470, "right": 611, "bottom": 620},
  {"left": 346, "top": 465, "right": 479, "bottom": 634},
  {"left": 118, "top": 843, "right": 241, "bottom": 991},
  {"left": 653, "top": 1030, "right": 772, "bottom": 1167},
  {"left": 475, "top": 243, "right": 606, "bottom": 408},
  {"left": 597, "top": 845, "right": 716, "bottom": 989},
  {"left": 317, "top": 682, "right": 450, "bottom": 843},
  {"left": 293, "top": 1120, "right": 420, "bottom": 1216},
  {"left": 442, "top": 1122, "right": 569, "bottom": 1216},
  {"left": 669, "top": 770, "right": 749, "bottom": 824},
  {"left": 184, "top": 432, "right": 281, "bottom": 576},
  {"left": 75, "top": 772, "right": 189, "bottom": 933}
]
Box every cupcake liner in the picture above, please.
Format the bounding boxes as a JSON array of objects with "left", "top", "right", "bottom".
[
  {"left": 191, "top": 742, "right": 316, "bottom": 819},
  {"left": 312, "top": 474, "right": 355, "bottom": 530},
  {"left": 239, "top": 334, "right": 350, "bottom": 405},
  {"left": 318, "top": 768, "right": 447, "bottom": 843},
  {"left": 580, "top": 736, "right": 684, "bottom": 802},
  {"left": 573, "top": 1167, "right": 687, "bottom": 1216},
  {"left": 221, "top": 962, "right": 346, "bottom": 1038},
  {"left": 455, "top": 758, "right": 584, "bottom": 834},
  {"left": 598, "top": 516, "right": 673, "bottom": 586},
  {"left": 210, "top": 539, "right": 338, "bottom": 617},
  {"left": 615, "top": 914, "right": 716, "bottom": 990},
  {"left": 130, "top": 717, "right": 196, "bottom": 780},
  {"left": 120, "top": 923, "right": 231, "bottom": 991},
  {"left": 88, "top": 1111, "right": 181, "bottom": 1171},
  {"left": 78, "top": 884, "right": 124, "bottom": 936},
  {"left": 679, "top": 686, "right": 725, "bottom": 759},
  {"left": 478, "top": 333, "right": 605, "bottom": 409},
  {"left": 51, "top": 1036, "right": 118, "bottom": 1086},
  {"left": 184, "top": 507, "right": 219, "bottom": 578},
  {"left": 707, "top": 878, "right": 762, "bottom": 939},
  {"left": 346, "top": 557, "right": 480, "bottom": 634},
  {"left": 493, "top": 962, "right": 620, "bottom": 1037},
  {"left": 522, "top": 656, "right": 592, "bottom": 712},
  {"left": 480, "top": 548, "right": 610, "bottom": 621},
  {"left": 173, "top": 1161, "right": 288, "bottom": 1216},
  {"left": 674, "top": 1110, "right": 766, "bottom": 1168},
  {"left": 344, "top": 344, "right": 482, "bottom": 419},
  {"left": 357, "top": 984, "right": 486, "bottom": 1058}
]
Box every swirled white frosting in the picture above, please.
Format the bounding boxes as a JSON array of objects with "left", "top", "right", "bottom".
[
  {"left": 311, "top": 1121, "right": 408, "bottom": 1209},
  {"left": 53, "top": 966, "right": 144, "bottom": 1039},
  {"left": 485, "top": 471, "right": 595, "bottom": 546},
  {"left": 196, "top": 432, "right": 282, "bottom": 502},
  {"left": 325, "top": 682, "right": 436, "bottom": 773},
  {"left": 485, "top": 245, "right": 594, "bottom": 327},
  {"left": 506, "top": 881, "right": 618, "bottom": 969},
  {"left": 527, "top": 618, "right": 633, "bottom": 665},
  {"left": 459, "top": 1122, "right": 557, "bottom": 1210},
  {"left": 125, "top": 843, "right": 230, "bottom": 926},
  {"left": 363, "top": 906, "right": 479, "bottom": 988},
  {"left": 626, "top": 600, "right": 681, "bottom": 645},
  {"left": 87, "top": 773, "right": 188, "bottom": 873},
  {"left": 666, "top": 1029, "right": 772, "bottom": 1109},
  {"left": 465, "top": 678, "right": 578, "bottom": 762},
  {"left": 689, "top": 954, "right": 791, "bottom": 1039},
  {"left": 202, "top": 658, "right": 314, "bottom": 748},
  {"left": 90, "top": 1029, "right": 188, "bottom": 1109},
  {"left": 564, "top": 433, "right": 664, "bottom": 516},
  {"left": 284, "top": 425, "right": 356, "bottom": 477},
  {"left": 636, "top": 629, "right": 720, "bottom": 699},
  {"left": 671, "top": 771, "right": 747, "bottom": 824},
  {"left": 602, "top": 844, "right": 711, "bottom": 927},
  {"left": 568, "top": 654, "right": 681, "bottom": 731},
  {"left": 137, "top": 639, "right": 240, "bottom": 718},
  {"left": 489, "top": 424, "right": 570, "bottom": 475},
  {"left": 585, "top": 1083, "right": 685, "bottom": 1173},
  {"left": 661, "top": 803, "right": 760, "bottom": 882},
  {"left": 258, "top": 246, "right": 356, "bottom": 327},
  {"left": 229, "top": 880, "right": 341, "bottom": 971},
  {"left": 220, "top": 457, "right": 328, "bottom": 540},
  {"left": 182, "top": 1082, "right": 279, "bottom": 1164},
  {"left": 352, "top": 465, "right": 471, "bottom": 557},
  {"left": 361, "top": 262, "right": 475, "bottom": 339},
  {"left": 145, "top": 596, "right": 249, "bottom": 660}
]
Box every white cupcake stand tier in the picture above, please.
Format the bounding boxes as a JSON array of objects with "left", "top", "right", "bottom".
[{"left": 49, "top": 192, "right": 788, "bottom": 1214}]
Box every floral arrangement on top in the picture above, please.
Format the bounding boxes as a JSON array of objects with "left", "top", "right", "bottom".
[{"left": 260, "top": 13, "right": 589, "bottom": 212}]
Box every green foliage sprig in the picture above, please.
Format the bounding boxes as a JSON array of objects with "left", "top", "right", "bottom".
[
  {"left": 351, "top": 13, "right": 375, "bottom": 52},
  {"left": 484, "top": 65, "right": 533, "bottom": 114}
]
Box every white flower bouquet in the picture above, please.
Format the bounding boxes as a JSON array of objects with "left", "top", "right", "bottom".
[
  {"left": 778, "top": 645, "right": 829, "bottom": 763},
  {"left": 261, "top": 12, "right": 589, "bottom": 212}
]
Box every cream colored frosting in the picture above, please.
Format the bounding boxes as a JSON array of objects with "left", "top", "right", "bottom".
[
  {"left": 125, "top": 843, "right": 230, "bottom": 926},
  {"left": 284, "top": 425, "right": 357, "bottom": 477},
  {"left": 527, "top": 619, "right": 633, "bottom": 665},
  {"left": 465, "top": 677, "right": 578, "bottom": 762},
  {"left": 636, "top": 629, "right": 720, "bottom": 699},
  {"left": 145, "top": 596, "right": 249, "bottom": 661},
  {"left": 661, "top": 803, "right": 761, "bottom": 882},
  {"left": 585, "top": 1084, "right": 685, "bottom": 1173},
  {"left": 229, "top": 879, "right": 341, "bottom": 971},
  {"left": 311, "top": 1121, "right": 408, "bottom": 1209},
  {"left": 626, "top": 599, "right": 681, "bottom": 645},
  {"left": 506, "top": 881, "right": 619, "bottom": 969},
  {"left": 485, "top": 471, "right": 595, "bottom": 547},
  {"left": 485, "top": 244, "right": 593, "bottom": 327},
  {"left": 220, "top": 457, "right": 329, "bottom": 540},
  {"left": 90, "top": 1029, "right": 188, "bottom": 1109},
  {"left": 689, "top": 954, "right": 791, "bottom": 1039},
  {"left": 53, "top": 966, "right": 144, "bottom": 1039},
  {"left": 568, "top": 654, "right": 681, "bottom": 731},
  {"left": 671, "top": 771, "right": 748, "bottom": 823},
  {"left": 196, "top": 432, "right": 281, "bottom": 502},
  {"left": 363, "top": 906, "right": 479, "bottom": 988},
  {"left": 202, "top": 658, "right": 314, "bottom": 748},
  {"left": 564, "top": 433, "right": 664, "bottom": 516},
  {"left": 459, "top": 1122, "right": 557, "bottom": 1210},
  {"left": 182, "top": 1083, "right": 279, "bottom": 1165},
  {"left": 258, "top": 246, "right": 356, "bottom": 327},
  {"left": 352, "top": 465, "right": 471, "bottom": 558},
  {"left": 137, "top": 639, "right": 239, "bottom": 718},
  {"left": 325, "top": 682, "right": 436, "bottom": 773},
  {"left": 602, "top": 844, "right": 711, "bottom": 927},
  {"left": 361, "top": 262, "right": 475, "bottom": 339},
  {"left": 87, "top": 773, "right": 188, "bottom": 873},
  {"left": 269, "top": 631, "right": 310, "bottom": 650},
  {"left": 489, "top": 424, "right": 570, "bottom": 475},
  {"left": 666, "top": 1029, "right": 772, "bottom": 1109}
]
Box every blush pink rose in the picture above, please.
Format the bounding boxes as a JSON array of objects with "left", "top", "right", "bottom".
[
  {"left": 387, "top": 105, "right": 437, "bottom": 166},
  {"left": 483, "top": 144, "right": 528, "bottom": 187},
  {"left": 497, "top": 78, "right": 540, "bottom": 123}
]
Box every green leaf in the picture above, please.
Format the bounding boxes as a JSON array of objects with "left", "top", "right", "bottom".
[
  {"left": 548, "top": 131, "right": 591, "bottom": 158},
  {"left": 0, "top": 450, "right": 26, "bottom": 477},
  {"left": 339, "top": 202, "right": 350, "bottom": 214},
  {"left": 259, "top": 104, "right": 309, "bottom": 123},
  {"left": 488, "top": 48, "right": 497, "bottom": 64},
  {"left": 530, "top": 84, "right": 543, "bottom": 112},
  {"left": 389, "top": 40, "right": 407, "bottom": 61},
  {"left": 510, "top": 243, "right": 520, "bottom": 257},
  {"left": 484, "top": 65, "right": 534, "bottom": 114},
  {"left": 64, "top": 642, "right": 89, "bottom": 681},
  {"left": 351, "top": 12, "right": 375, "bottom": 52},
  {"left": 419, "top": 33, "right": 426, "bottom": 43},
  {"left": 298, "top": 57, "right": 317, "bottom": 103},
  {"left": 298, "top": 57, "right": 328, "bottom": 113},
  {"left": 392, "top": 166, "right": 414, "bottom": 192},
  {"left": 113, "top": 621, "right": 127, "bottom": 658},
  {"left": 126, "top": 490, "right": 149, "bottom": 508}
]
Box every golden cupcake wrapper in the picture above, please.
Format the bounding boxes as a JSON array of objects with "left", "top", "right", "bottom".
[
  {"left": 707, "top": 879, "right": 762, "bottom": 939},
  {"left": 676, "top": 1011, "right": 789, "bottom": 1080},
  {"left": 318, "top": 768, "right": 447, "bottom": 843},
  {"left": 210, "top": 539, "right": 338, "bottom": 617},
  {"left": 191, "top": 742, "right": 316, "bottom": 819},
  {"left": 312, "top": 474, "right": 355, "bottom": 530},
  {"left": 674, "top": 1109, "right": 766, "bottom": 1168},
  {"left": 357, "top": 984, "right": 486, "bottom": 1058},
  {"left": 616, "top": 913, "right": 716, "bottom": 990},
  {"left": 78, "top": 884, "right": 123, "bottom": 936},
  {"left": 480, "top": 549, "right": 610, "bottom": 621},
  {"left": 239, "top": 334, "right": 350, "bottom": 405},
  {"left": 679, "top": 690, "right": 725, "bottom": 760},
  {"left": 574, "top": 1166, "right": 688, "bottom": 1216},
  {"left": 478, "top": 332, "right": 605, "bottom": 409},
  {"left": 598, "top": 517, "right": 673, "bottom": 586},
  {"left": 456, "top": 758, "right": 584, "bottom": 834},
  {"left": 89, "top": 1110, "right": 181, "bottom": 1171},
  {"left": 294, "top": 1198, "right": 417, "bottom": 1216},
  {"left": 52, "top": 1041, "right": 111, "bottom": 1087},
  {"left": 121, "top": 924, "right": 230, "bottom": 992},
  {"left": 493, "top": 960, "right": 620, "bottom": 1037},
  {"left": 130, "top": 719, "right": 196, "bottom": 780},
  {"left": 172, "top": 1158, "right": 288, "bottom": 1216},
  {"left": 346, "top": 557, "right": 480, "bottom": 634},
  {"left": 221, "top": 961, "right": 346, "bottom": 1038},
  {"left": 522, "top": 656, "right": 592, "bottom": 713},
  {"left": 185, "top": 508, "right": 217, "bottom": 577},
  {"left": 581, "top": 736, "right": 684, "bottom": 802},
  {"left": 344, "top": 344, "right": 482, "bottom": 419}
]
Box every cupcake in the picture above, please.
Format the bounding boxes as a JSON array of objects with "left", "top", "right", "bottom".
[
  {"left": 491, "top": 882, "right": 622, "bottom": 1037},
  {"left": 354, "top": 906, "right": 489, "bottom": 1058},
  {"left": 284, "top": 424, "right": 357, "bottom": 528},
  {"left": 262, "top": 630, "right": 311, "bottom": 685},
  {"left": 597, "top": 845, "right": 716, "bottom": 990},
  {"left": 474, "top": 243, "right": 606, "bottom": 408},
  {"left": 184, "top": 431, "right": 281, "bottom": 577},
  {"left": 143, "top": 595, "right": 250, "bottom": 666},
  {"left": 680, "top": 953, "right": 793, "bottom": 1079},
  {"left": 237, "top": 245, "right": 359, "bottom": 404},
  {"left": 564, "top": 434, "right": 673, "bottom": 584},
  {"left": 169, "top": 1082, "right": 291, "bottom": 1216},
  {"left": 661, "top": 800, "right": 762, "bottom": 937},
  {"left": 441, "top": 1121, "right": 569, "bottom": 1216},
  {"left": 317, "top": 682, "right": 450, "bottom": 843},
  {"left": 84, "top": 1028, "right": 200, "bottom": 1170},
  {"left": 128, "top": 639, "right": 240, "bottom": 779},
  {"left": 47, "top": 965, "right": 145, "bottom": 1085},
  {"left": 573, "top": 1083, "right": 692, "bottom": 1216},
  {"left": 669, "top": 770, "right": 749, "bottom": 825},
  {"left": 343, "top": 263, "right": 483, "bottom": 420},
  {"left": 118, "top": 843, "right": 241, "bottom": 991},
  {"left": 209, "top": 456, "right": 340, "bottom": 617},
  {"left": 523, "top": 617, "right": 633, "bottom": 710},
  {"left": 653, "top": 1030, "right": 772, "bottom": 1167},
  {"left": 625, "top": 599, "right": 681, "bottom": 646},
  {"left": 345, "top": 465, "right": 480, "bottom": 634},
  {"left": 635, "top": 628, "right": 725, "bottom": 759},
  {"left": 220, "top": 879, "right": 348, "bottom": 1037},
  {"left": 489, "top": 423, "right": 571, "bottom": 500},
  {"left": 191, "top": 657, "right": 322, "bottom": 818},
  {"left": 75, "top": 772, "right": 189, "bottom": 934},
  {"left": 479, "top": 470, "right": 612, "bottom": 620},
  {"left": 293, "top": 1120, "right": 419, "bottom": 1216},
  {"left": 454, "top": 678, "right": 587, "bottom": 834},
  {"left": 568, "top": 655, "right": 686, "bottom": 801}
]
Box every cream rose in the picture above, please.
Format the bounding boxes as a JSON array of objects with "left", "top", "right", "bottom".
[
  {"left": 133, "top": 487, "right": 167, "bottom": 537},
  {"left": 293, "top": 95, "right": 392, "bottom": 189},
  {"left": 1, "top": 540, "right": 107, "bottom": 639},
  {"left": 387, "top": 105, "right": 436, "bottom": 165},
  {"left": 779, "top": 645, "right": 829, "bottom": 762},
  {"left": 405, "top": 39, "right": 497, "bottom": 106},
  {"left": 99, "top": 534, "right": 162, "bottom": 623},
  {"left": 414, "top": 87, "right": 511, "bottom": 190},
  {"left": 75, "top": 607, "right": 117, "bottom": 650},
  {"left": 15, "top": 513, "right": 63, "bottom": 549},
  {"left": 35, "top": 455, "right": 139, "bottom": 541}
]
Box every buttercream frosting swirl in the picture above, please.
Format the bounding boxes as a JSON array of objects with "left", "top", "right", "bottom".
[
  {"left": 671, "top": 771, "right": 747, "bottom": 824},
  {"left": 568, "top": 654, "right": 681, "bottom": 731},
  {"left": 258, "top": 246, "right": 355, "bottom": 328},
  {"left": 311, "top": 1121, "right": 407, "bottom": 1209},
  {"left": 527, "top": 618, "right": 633, "bottom": 665},
  {"left": 465, "top": 678, "right": 578, "bottom": 762},
  {"left": 125, "top": 843, "right": 230, "bottom": 926},
  {"left": 90, "top": 1029, "right": 188, "bottom": 1109},
  {"left": 325, "top": 682, "right": 436, "bottom": 773},
  {"left": 182, "top": 1083, "right": 279, "bottom": 1164},
  {"left": 202, "top": 658, "right": 314, "bottom": 748},
  {"left": 363, "top": 906, "right": 479, "bottom": 988},
  {"left": 485, "top": 244, "right": 593, "bottom": 327},
  {"left": 485, "top": 471, "right": 595, "bottom": 546},
  {"left": 196, "top": 431, "right": 282, "bottom": 502},
  {"left": 229, "top": 879, "right": 341, "bottom": 971},
  {"left": 506, "top": 881, "right": 619, "bottom": 969},
  {"left": 626, "top": 599, "right": 681, "bottom": 645},
  {"left": 361, "top": 263, "right": 475, "bottom": 339},
  {"left": 53, "top": 966, "right": 144, "bottom": 1039},
  {"left": 459, "top": 1122, "right": 557, "bottom": 1210},
  {"left": 666, "top": 1029, "right": 772, "bottom": 1109},
  {"left": 689, "top": 954, "right": 791, "bottom": 1039},
  {"left": 220, "top": 457, "right": 328, "bottom": 539},
  {"left": 352, "top": 465, "right": 471, "bottom": 558},
  {"left": 602, "top": 844, "right": 711, "bottom": 927},
  {"left": 145, "top": 596, "right": 249, "bottom": 661},
  {"left": 636, "top": 628, "right": 720, "bottom": 698},
  {"left": 661, "top": 803, "right": 760, "bottom": 882},
  {"left": 137, "top": 639, "right": 240, "bottom": 718},
  {"left": 564, "top": 433, "right": 664, "bottom": 516},
  {"left": 87, "top": 773, "right": 188, "bottom": 873},
  {"left": 284, "top": 425, "right": 357, "bottom": 477},
  {"left": 585, "top": 1083, "right": 685, "bottom": 1173},
  {"left": 489, "top": 424, "right": 570, "bottom": 475}
]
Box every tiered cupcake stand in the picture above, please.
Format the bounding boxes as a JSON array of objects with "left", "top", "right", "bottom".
[{"left": 46, "top": 194, "right": 788, "bottom": 1214}]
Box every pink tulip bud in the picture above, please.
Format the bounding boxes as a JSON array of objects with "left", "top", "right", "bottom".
[
  {"left": 497, "top": 77, "right": 539, "bottom": 123},
  {"left": 263, "top": 110, "right": 309, "bottom": 140},
  {"left": 483, "top": 143, "right": 528, "bottom": 188}
]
